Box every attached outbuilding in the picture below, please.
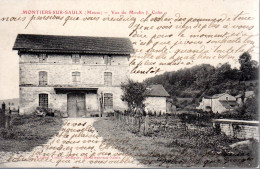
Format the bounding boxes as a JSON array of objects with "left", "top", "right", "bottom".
[{"left": 144, "top": 85, "right": 170, "bottom": 114}]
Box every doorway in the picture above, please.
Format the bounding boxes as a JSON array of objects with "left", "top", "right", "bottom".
[{"left": 67, "top": 93, "right": 86, "bottom": 117}]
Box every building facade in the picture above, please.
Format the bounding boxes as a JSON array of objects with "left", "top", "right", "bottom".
[
  {"left": 144, "top": 85, "right": 170, "bottom": 114},
  {"left": 13, "top": 34, "right": 134, "bottom": 117},
  {"left": 196, "top": 93, "right": 238, "bottom": 113}
]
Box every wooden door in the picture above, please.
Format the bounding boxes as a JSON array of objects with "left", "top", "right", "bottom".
[
  {"left": 67, "top": 93, "right": 86, "bottom": 117},
  {"left": 77, "top": 93, "right": 86, "bottom": 117}
]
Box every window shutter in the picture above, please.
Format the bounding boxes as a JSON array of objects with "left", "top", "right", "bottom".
[
  {"left": 104, "top": 72, "right": 112, "bottom": 86},
  {"left": 39, "top": 71, "right": 47, "bottom": 85},
  {"left": 39, "top": 54, "right": 47, "bottom": 63},
  {"left": 72, "top": 54, "right": 80, "bottom": 63},
  {"left": 39, "top": 94, "right": 48, "bottom": 108},
  {"left": 104, "top": 55, "right": 111, "bottom": 65},
  {"left": 72, "top": 72, "right": 80, "bottom": 82},
  {"left": 104, "top": 93, "right": 113, "bottom": 110}
]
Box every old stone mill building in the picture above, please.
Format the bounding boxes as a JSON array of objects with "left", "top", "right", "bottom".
[{"left": 13, "top": 34, "right": 134, "bottom": 117}]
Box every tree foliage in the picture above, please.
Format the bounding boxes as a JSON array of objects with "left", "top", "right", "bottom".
[
  {"left": 235, "top": 96, "right": 259, "bottom": 120},
  {"left": 239, "top": 52, "right": 259, "bottom": 81},
  {"left": 145, "top": 52, "right": 258, "bottom": 119},
  {"left": 145, "top": 54, "right": 258, "bottom": 100},
  {"left": 121, "top": 79, "right": 147, "bottom": 112}
]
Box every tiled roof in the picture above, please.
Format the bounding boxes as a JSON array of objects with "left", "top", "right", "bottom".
[
  {"left": 204, "top": 93, "right": 232, "bottom": 99},
  {"left": 146, "top": 85, "right": 170, "bottom": 97},
  {"left": 13, "top": 34, "right": 135, "bottom": 54},
  {"left": 219, "top": 100, "right": 238, "bottom": 109}
]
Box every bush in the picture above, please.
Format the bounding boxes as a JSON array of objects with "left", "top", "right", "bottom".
[
  {"left": 148, "top": 110, "right": 154, "bottom": 116},
  {"left": 177, "top": 111, "right": 214, "bottom": 126},
  {"left": 34, "top": 107, "right": 54, "bottom": 117},
  {"left": 106, "top": 112, "right": 114, "bottom": 117},
  {"left": 0, "top": 128, "right": 17, "bottom": 139},
  {"left": 0, "top": 115, "right": 62, "bottom": 140}
]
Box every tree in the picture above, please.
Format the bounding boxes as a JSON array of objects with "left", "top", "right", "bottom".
[
  {"left": 238, "top": 52, "right": 258, "bottom": 103},
  {"left": 121, "top": 79, "right": 147, "bottom": 112},
  {"left": 236, "top": 96, "right": 258, "bottom": 120},
  {"left": 244, "top": 97, "right": 258, "bottom": 120},
  {"left": 239, "top": 52, "right": 256, "bottom": 81}
]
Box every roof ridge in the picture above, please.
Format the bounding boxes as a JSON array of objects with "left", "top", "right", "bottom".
[
  {"left": 147, "top": 84, "right": 170, "bottom": 97},
  {"left": 17, "top": 34, "right": 130, "bottom": 40},
  {"left": 13, "top": 34, "right": 135, "bottom": 54}
]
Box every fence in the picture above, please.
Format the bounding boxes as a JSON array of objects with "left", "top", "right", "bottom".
[
  {"left": 0, "top": 109, "right": 11, "bottom": 129},
  {"left": 114, "top": 111, "right": 194, "bottom": 136}
]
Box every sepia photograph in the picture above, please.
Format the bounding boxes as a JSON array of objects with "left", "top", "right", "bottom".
[{"left": 0, "top": 0, "right": 259, "bottom": 168}]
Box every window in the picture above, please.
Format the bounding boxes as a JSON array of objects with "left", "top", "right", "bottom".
[
  {"left": 39, "top": 94, "right": 48, "bottom": 108},
  {"left": 72, "top": 54, "right": 80, "bottom": 63},
  {"left": 72, "top": 72, "right": 80, "bottom": 83},
  {"left": 226, "top": 97, "right": 228, "bottom": 100},
  {"left": 39, "top": 54, "right": 47, "bottom": 63},
  {"left": 104, "top": 55, "right": 111, "bottom": 65},
  {"left": 39, "top": 71, "right": 48, "bottom": 85},
  {"left": 104, "top": 93, "right": 113, "bottom": 110},
  {"left": 104, "top": 72, "right": 112, "bottom": 86}
]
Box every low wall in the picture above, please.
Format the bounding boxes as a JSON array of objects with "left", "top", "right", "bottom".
[{"left": 213, "top": 119, "right": 259, "bottom": 141}]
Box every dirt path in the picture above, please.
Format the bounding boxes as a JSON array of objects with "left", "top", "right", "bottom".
[{"left": 0, "top": 118, "right": 146, "bottom": 168}]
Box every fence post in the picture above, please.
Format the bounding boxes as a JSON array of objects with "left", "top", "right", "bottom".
[
  {"left": 131, "top": 115, "right": 134, "bottom": 128},
  {"left": 138, "top": 116, "right": 141, "bottom": 132},
  {"left": 126, "top": 115, "right": 129, "bottom": 125},
  {"left": 5, "top": 115, "right": 10, "bottom": 129},
  {"left": 0, "top": 109, "right": 5, "bottom": 128},
  {"left": 2, "top": 102, "right": 5, "bottom": 112},
  {"left": 134, "top": 116, "right": 138, "bottom": 131},
  {"left": 144, "top": 114, "right": 149, "bottom": 136}
]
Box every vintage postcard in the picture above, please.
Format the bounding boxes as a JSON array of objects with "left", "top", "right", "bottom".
[{"left": 0, "top": 0, "right": 259, "bottom": 168}]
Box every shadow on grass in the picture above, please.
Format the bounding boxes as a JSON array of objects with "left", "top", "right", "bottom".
[
  {"left": 93, "top": 117, "right": 258, "bottom": 168},
  {"left": 0, "top": 114, "right": 63, "bottom": 152}
]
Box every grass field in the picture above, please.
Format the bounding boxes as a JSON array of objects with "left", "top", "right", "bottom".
[
  {"left": 0, "top": 115, "right": 63, "bottom": 152},
  {"left": 94, "top": 117, "right": 258, "bottom": 168}
]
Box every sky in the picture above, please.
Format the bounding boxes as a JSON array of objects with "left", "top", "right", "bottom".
[{"left": 0, "top": 0, "right": 258, "bottom": 100}]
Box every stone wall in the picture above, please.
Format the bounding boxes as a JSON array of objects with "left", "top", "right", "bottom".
[
  {"left": 98, "top": 87, "right": 127, "bottom": 112},
  {"left": 19, "top": 86, "right": 127, "bottom": 115},
  {"left": 213, "top": 119, "right": 259, "bottom": 141},
  {"left": 19, "top": 53, "right": 129, "bottom": 114},
  {"left": 19, "top": 87, "right": 67, "bottom": 114},
  {"left": 144, "top": 97, "right": 167, "bottom": 114},
  {"left": 20, "top": 64, "right": 129, "bottom": 86},
  {"left": 20, "top": 53, "right": 129, "bottom": 66},
  {"left": 85, "top": 93, "right": 99, "bottom": 112}
]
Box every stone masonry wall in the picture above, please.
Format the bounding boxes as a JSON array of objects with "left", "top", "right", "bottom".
[
  {"left": 213, "top": 119, "right": 259, "bottom": 141},
  {"left": 144, "top": 97, "right": 167, "bottom": 114},
  {"left": 19, "top": 87, "right": 67, "bottom": 114},
  {"left": 20, "top": 64, "right": 129, "bottom": 86},
  {"left": 19, "top": 86, "right": 126, "bottom": 114},
  {"left": 20, "top": 53, "right": 129, "bottom": 66},
  {"left": 19, "top": 53, "right": 129, "bottom": 114},
  {"left": 98, "top": 87, "right": 127, "bottom": 112}
]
